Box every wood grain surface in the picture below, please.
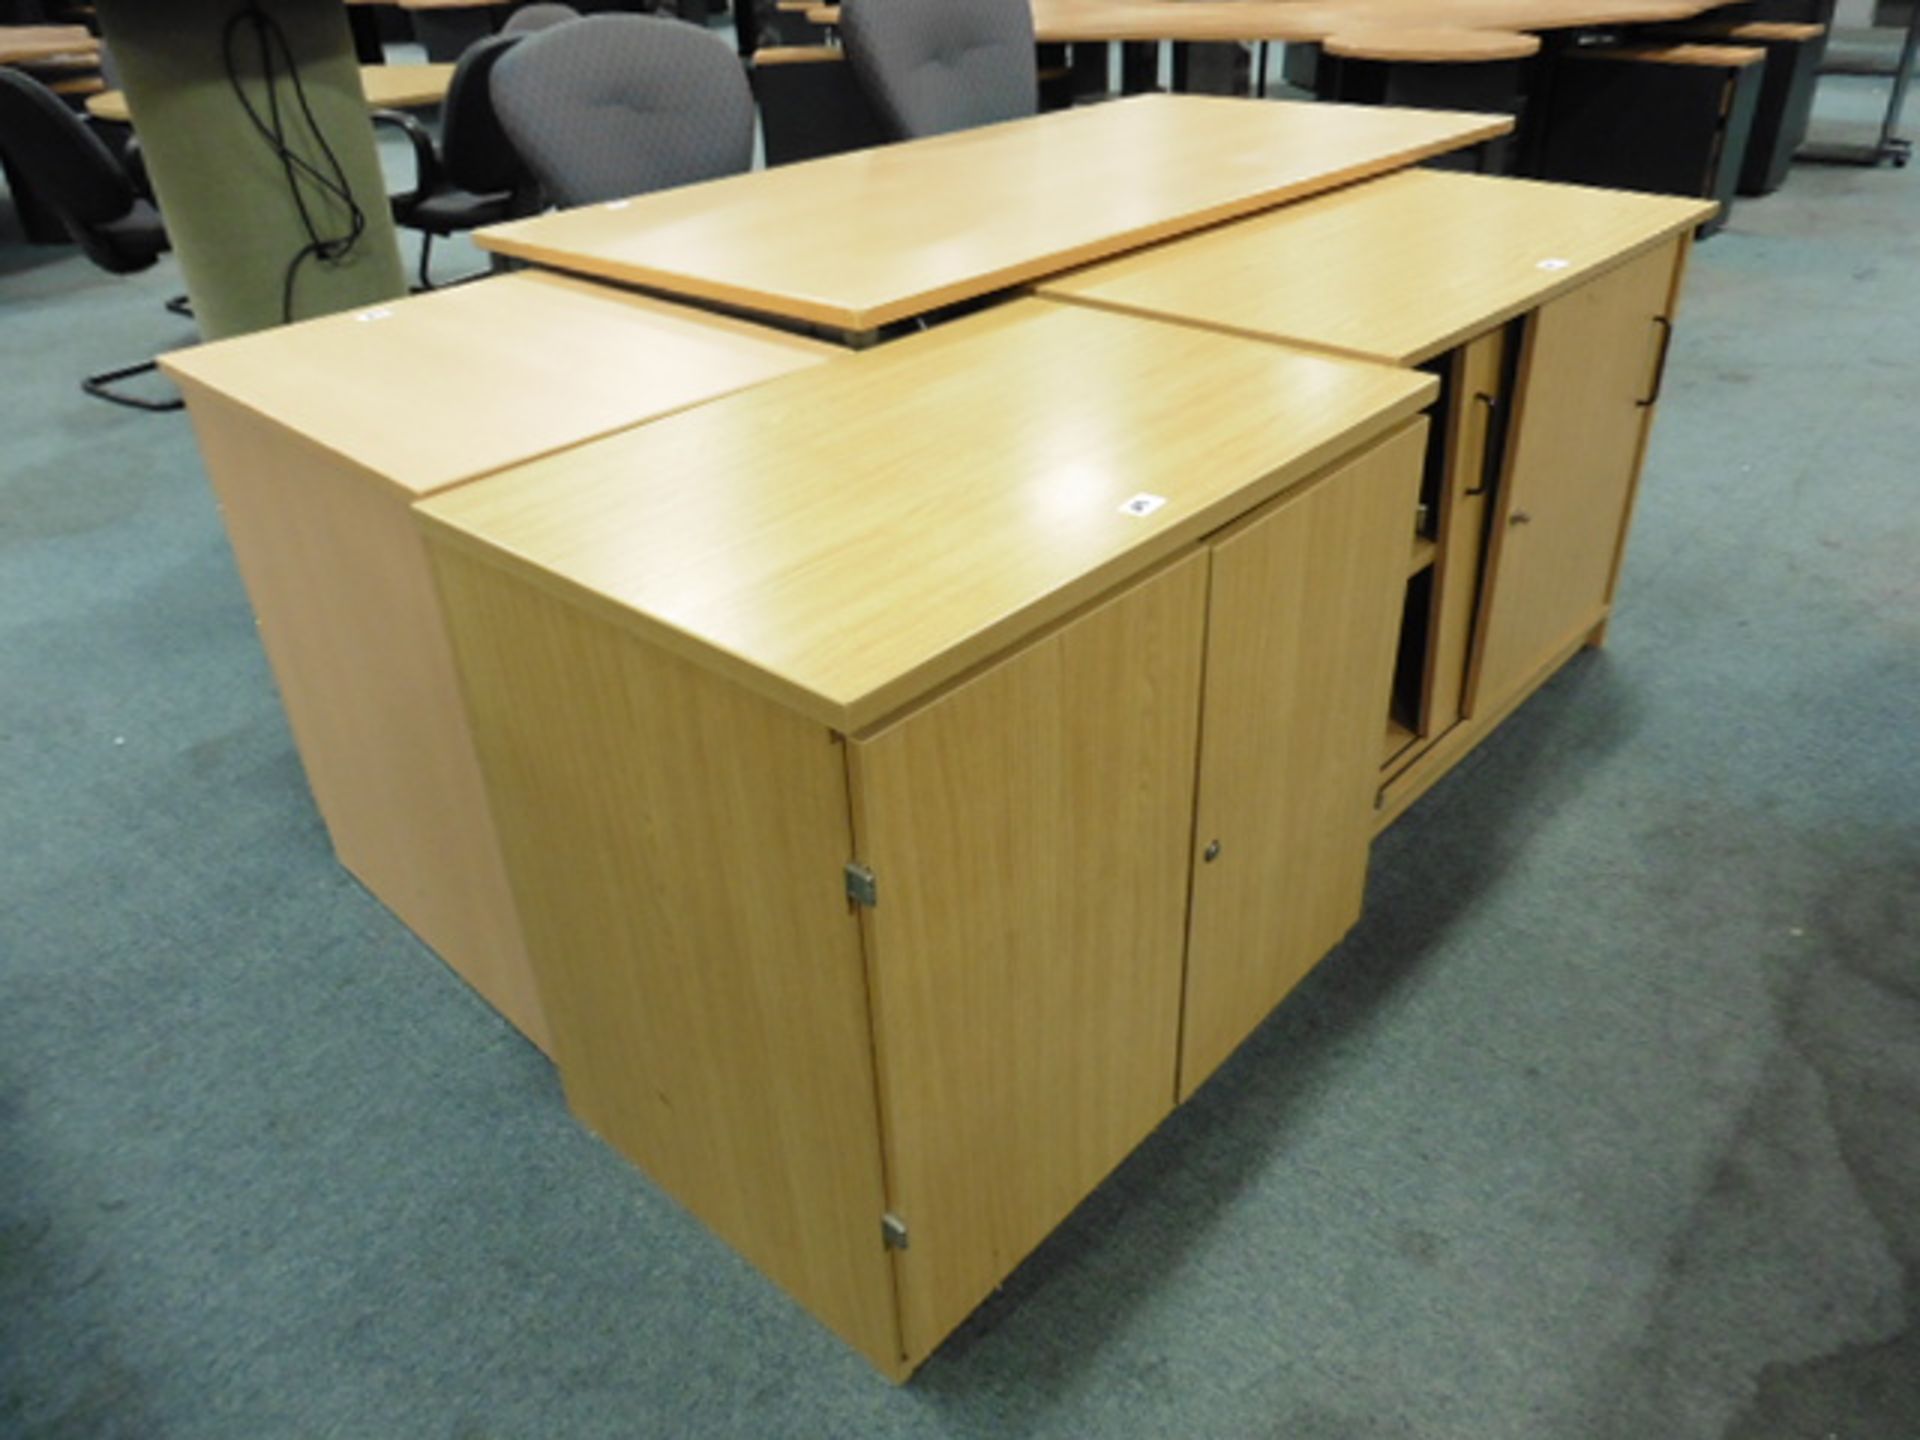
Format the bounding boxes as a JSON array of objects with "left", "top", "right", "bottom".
[
  {"left": 476, "top": 95, "right": 1512, "bottom": 332},
  {"left": 1044, "top": 169, "right": 1714, "bottom": 367},
  {"left": 418, "top": 300, "right": 1435, "bottom": 733}
]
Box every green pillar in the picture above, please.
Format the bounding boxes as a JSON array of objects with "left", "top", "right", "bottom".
[{"left": 93, "top": 0, "right": 407, "bottom": 340}]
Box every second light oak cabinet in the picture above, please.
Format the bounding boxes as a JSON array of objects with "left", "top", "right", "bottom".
[
  {"left": 1466, "top": 240, "right": 1683, "bottom": 716},
  {"left": 1041, "top": 168, "right": 1715, "bottom": 828},
  {"left": 417, "top": 301, "right": 1433, "bottom": 1377}
]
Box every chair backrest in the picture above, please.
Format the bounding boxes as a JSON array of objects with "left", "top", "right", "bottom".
[
  {"left": 840, "top": 0, "right": 1037, "bottom": 141},
  {"left": 501, "top": 2, "right": 581, "bottom": 34},
  {"left": 439, "top": 34, "right": 528, "bottom": 196},
  {"left": 490, "top": 14, "right": 755, "bottom": 207},
  {"left": 0, "top": 67, "right": 136, "bottom": 235}
]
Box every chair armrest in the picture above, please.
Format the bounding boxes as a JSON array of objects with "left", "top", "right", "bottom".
[
  {"left": 121, "top": 134, "right": 155, "bottom": 204},
  {"left": 371, "top": 107, "right": 443, "bottom": 214}
]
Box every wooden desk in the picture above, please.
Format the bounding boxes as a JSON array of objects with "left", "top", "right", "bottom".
[
  {"left": 1042, "top": 169, "right": 1713, "bottom": 821},
  {"left": 475, "top": 94, "right": 1513, "bottom": 340},
  {"left": 85, "top": 61, "right": 453, "bottom": 123},
  {"left": 418, "top": 298, "right": 1435, "bottom": 1377},
  {"left": 1322, "top": 25, "right": 1540, "bottom": 61},
  {"left": 159, "top": 273, "right": 833, "bottom": 1056},
  {"left": 1014, "top": 0, "right": 1731, "bottom": 45},
  {"left": 0, "top": 25, "right": 98, "bottom": 65}
]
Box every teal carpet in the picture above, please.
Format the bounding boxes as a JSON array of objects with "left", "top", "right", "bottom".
[{"left": 3, "top": 81, "right": 1916, "bottom": 1439}]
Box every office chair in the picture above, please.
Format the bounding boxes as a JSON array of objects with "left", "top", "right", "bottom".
[
  {"left": 501, "top": 2, "right": 582, "bottom": 34},
  {"left": 490, "top": 14, "right": 755, "bottom": 207},
  {"left": 0, "top": 68, "right": 182, "bottom": 411},
  {"left": 752, "top": 47, "right": 890, "bottom": 165},
  {"left": 839, "top": 0, "right": 1038, "bottom": 141},
  {"left": 376, "top": 35, "right": 538, "bottom": 289}
]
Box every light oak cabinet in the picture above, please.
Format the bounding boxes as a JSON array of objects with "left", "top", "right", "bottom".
[
  {"left": 1466, "top": 240, "right": 1681, "bottom": 716},
  {"left": 1383, "top": 236, "right": 1685, "bottom": 823},
  {"left": 1040, "top": 169, "right": 1710, "bottom": 830},
  {"left": 418, "top": 301, "right": 1434, "bottom": 1376},
  {"left": 847, "top": 424, "right": 1424, "bottom": 1357},
  {"left": 159, "top": 275, "right": 832, "bottom": 1054}
]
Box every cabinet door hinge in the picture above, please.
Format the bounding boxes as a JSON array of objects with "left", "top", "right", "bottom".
[
  {"left": 881, "top": 1212, "right": 909, "bottom": 1251},
  {"left": 845, "top": 862, "right": 878, "bottom": 909}
]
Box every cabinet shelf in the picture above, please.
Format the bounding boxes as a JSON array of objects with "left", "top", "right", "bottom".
[
  {"left": 1384, "top": 714, "right": 1418, "bottom": 764},
  {"left": 1409, "top": 533, "right": 1437, "bottom": 575}
]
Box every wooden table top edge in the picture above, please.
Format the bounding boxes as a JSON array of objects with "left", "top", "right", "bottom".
[
  {"left": 1322, "top": 26, "right": 1542, "bottom": 61},
  {"left": 85, "top": 61, "right": 454, "bottom": 123},
  {"left": 468, "top": 232, "right": 872, "bottom": 335},
  {"left": 161, "top": 367, "right": 418, "bottom": 504}
]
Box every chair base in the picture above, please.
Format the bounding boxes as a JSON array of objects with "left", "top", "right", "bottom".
[
  {"left": 82, "top": 359, "right": 184, "bottom": 413},
  {"left": 407, "top": 234, "right": 522, "bottom": 293}
]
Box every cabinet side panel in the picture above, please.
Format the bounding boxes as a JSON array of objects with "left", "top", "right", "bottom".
[
  {"left": 1182, "top": 421, "right": 1427, "bottom": 1096},
  {"left": 1466, "top": 239, "right": 1680, "bottom": 715},
  {"left": 427, "top": 543, "right": 902, "bottom": 1375},
  {"left": 849, "top": 552, "right": 1210, "bottom": 1366},
  {"left": 180, "top": 386, "right": 549, "bottom": 1053}
]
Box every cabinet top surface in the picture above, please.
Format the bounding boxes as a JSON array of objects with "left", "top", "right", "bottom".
[
  {"left": 417, "top": 300, "right": 1436, "bottom": 732},
  {"left": 474, "top": 95, "right": 1512, "bottom": 333},
  {"left": 159, "top": 273, "right": 833, "bottom": 498},
  {"left": 1042, "top": 169, "right": 1715, "bottom": 365}
]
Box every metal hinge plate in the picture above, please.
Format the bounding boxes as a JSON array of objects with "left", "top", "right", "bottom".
[
  {"left": 845, "top": 862, "right": 878, "bottom": 909},
  {"left": 881, "top": 1213, "right": 909, "bottom": 1251}
]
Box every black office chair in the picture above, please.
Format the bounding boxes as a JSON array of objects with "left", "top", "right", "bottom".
[
  {"left": 0, "top": 68, "right": 182, "bottom": 412},
  {"left": 375, "top": 35, "right": 538, "bottom": 288},
  {"left": 839, "top": 0, "right": 1038, "bottom": 140},
  {"left": 490, "top": 15, "right": 755, "bottom": 207}
]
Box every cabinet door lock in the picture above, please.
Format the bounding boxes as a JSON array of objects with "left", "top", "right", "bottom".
[
  {"left": 1509, "top": 510, "right": 1533, "bottom": 526},
  {"left": 1202, "top": 839, "right": 1222, "bottom": 863}
]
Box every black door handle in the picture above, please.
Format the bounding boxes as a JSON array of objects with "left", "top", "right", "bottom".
[
  {"left": 1463, "top": 391, "right": 1498, "bottom": 496},
  {"left": 1638, "top": 316, "right": 1674, "bottom": 408}
]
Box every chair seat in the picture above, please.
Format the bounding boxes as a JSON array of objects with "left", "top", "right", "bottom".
[
  {"left": 398, "top": 185, "right": 521, "bottom": 235},
  {"left": 82, "top": 197, "right": 168, "bottom": 273}
]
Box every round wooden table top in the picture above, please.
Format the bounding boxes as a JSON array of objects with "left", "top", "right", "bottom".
[
  {"left": 1323, "top": 24, "right": 1541, "bottom": 60},
  {"left": 86, "top": 61, "right": 454, "bottom": 124}
]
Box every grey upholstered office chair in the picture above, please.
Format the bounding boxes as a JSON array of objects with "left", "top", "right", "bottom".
[
  {"left": 501, "top": 2, "right": 581, "bottom": 35},
  {"left": 0, "top": 68, "right": 182, "bottom": 411},
  {"left": 490, "top": 15, "right": 755, "bottom": 207},
  {"left": 839, "top": 0, "right": 1038, "bottom": 141},
  {"left": 376, "top": 34, "right": 536, "bottom": 287}
]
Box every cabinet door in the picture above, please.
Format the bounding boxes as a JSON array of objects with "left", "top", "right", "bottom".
[
  {"left": 1466, "top": 240, "right": 1679, "bottom": 715},
  {"left": 847, "top": 552, "right": 1209, "bottom": 1366},
  {"left": 1381, "top": 326, "right": 1508, "bottom": 786},
  {"left": 1424, "top": 326, "right": 1505, "bottom": 736},
  {"left": 1182, "top": 421, "right": 1426, "bottom": 1097}
]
